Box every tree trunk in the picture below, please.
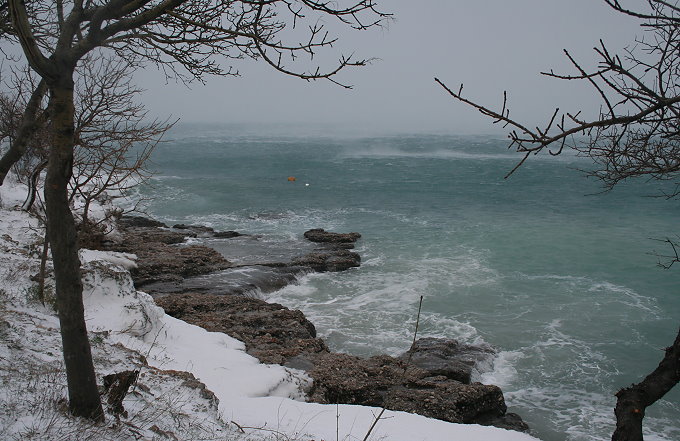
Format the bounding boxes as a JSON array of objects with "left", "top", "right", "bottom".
[
  {"left": 22, "top": 159, "right": 47, "bottom": 211},
  {"left": 37, "top": 231, "right": 49, "bottom": 306},
  {"left": 0, "top": 80, "right": 47, "bottom": 185},
  {"left": 612, "top": 326, "right": 680, "bottom": 441},
  {"left": 45, "top": 76, "right": 103, "bottom": 421}
]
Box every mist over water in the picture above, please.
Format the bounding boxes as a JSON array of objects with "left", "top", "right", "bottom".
[{"left": 136, "top": 123, "right": 679, "bottom": 441}]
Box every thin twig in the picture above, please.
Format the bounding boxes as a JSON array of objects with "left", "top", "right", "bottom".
[
  {"left": 404, "top": 295, "right": 424, "bottom": 371},
  {"left": 361, "top": 408, "right": 385, "bottom": 441}
]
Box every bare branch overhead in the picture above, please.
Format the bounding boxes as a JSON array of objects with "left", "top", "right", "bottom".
[{"left": 437, "top": 0, "right": 680, "bottom": 196}]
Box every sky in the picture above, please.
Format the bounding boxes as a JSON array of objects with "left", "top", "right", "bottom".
[{"left": 138, "top": 1, "right": 642, "bottom": 134}]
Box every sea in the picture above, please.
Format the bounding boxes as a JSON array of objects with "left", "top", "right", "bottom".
[{"left": 133, "top": 123, "right": 679, "bottom": 441}]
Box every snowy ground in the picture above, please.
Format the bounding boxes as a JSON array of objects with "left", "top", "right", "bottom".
[{"left": 0, "top": 176, "right": 541, "bottom": 441}]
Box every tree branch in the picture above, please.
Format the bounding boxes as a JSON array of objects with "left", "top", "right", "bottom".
[
  {"left": 7, "top": 0, "right": 54, "bottom": 79},
  {"left": 0, "top": 79, "right": 47, "bottom": 185},
  {"left": 612, "top": 327, "right": 680, "bottom": 441}
]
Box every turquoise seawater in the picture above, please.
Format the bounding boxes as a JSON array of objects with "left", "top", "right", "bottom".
[{"left": 135, "top": 123, "right": 679, "bottom": 441}]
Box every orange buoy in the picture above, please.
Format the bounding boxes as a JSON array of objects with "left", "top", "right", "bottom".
[{"left": 287, "top": 176, "right": 296, "bottom": 182}]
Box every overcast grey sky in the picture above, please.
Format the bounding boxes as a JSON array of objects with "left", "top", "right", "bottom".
[{"left": 134, "top": 0, "right": 642, "bottom": 134}]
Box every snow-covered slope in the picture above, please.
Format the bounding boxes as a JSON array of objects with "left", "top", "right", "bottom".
[{"left": 0, "top": 177, "right": 541, "bottom": 441}]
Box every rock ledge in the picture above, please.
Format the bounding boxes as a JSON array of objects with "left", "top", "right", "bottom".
[{"left": 107, "top": 216, "right": 528, "bottom": 433}]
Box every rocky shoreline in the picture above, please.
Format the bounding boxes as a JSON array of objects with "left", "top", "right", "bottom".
[{"left": 101, "top": 215, "right": 529, "bottom": 433}]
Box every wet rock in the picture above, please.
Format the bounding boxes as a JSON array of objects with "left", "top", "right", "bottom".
[
  {"left": 294, "top": 229, "right": 362, "bottom": 271},
  {"left": 213, "top": 230, "right": 242, "bottom": 238},
  {"left": 113, "top": 240, "right": 231, "bottom": 287},
  {"left": 144, "top": 244, "right": 229, "bottom": 286},
  {"left": 141, "top": 265, "right": 306, "bottom": 297},
  {"left": 172, "top": 223, "right": 213, "bottom": 232},
  {"left": 292, "top": 249, "right": 361, "bottom": 272},
  {"left": 118, "top": 215, "right": 168, "bottom": 228},
  {"left": 110, "top": 219, "right": 362, "bottom": 295},
  {"left": 474, "top": 412, "right": 531, "bottom": 433},
  {"left": 384, "top": 378, "right": 507, "bottom": 424},
  {"left": 399, "top": 337, "right": 496, "bottom": 384},
  {"left": 130, "top": 228, "right": 191, "bottom": 245},
  {"left": 303, "top": 229, "right": 361, "bottom": 248},
  {"left": 307, "top": 352, "right": 518, "bottom": 428},
  {"left": 309, "top": 353, "right": 409, "bottom": 406},
  {"left": 107, "top": 220, "right": 232, "bottom": 287},
  {"left": 155, "top": 293, "right": 329, "bottom": 364},
  {"left": 284, "top": 355, "right": 318, "bottom": 372},
  {"left": 172, "top": 224, "right": 243, "bottom": 239}
]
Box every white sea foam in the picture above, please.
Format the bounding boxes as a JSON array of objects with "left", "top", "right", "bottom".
[
  {"left": 267, "top": 261, "right": 489, "bottom": 357},
  {"left": 264, "top": 239, "right": 502, "bottom": 357},
  {"left": 339, "top": 142, "right": 586, "bottom": 163},
  {"left": 353, "top": 206, "right": 431, "bottom": 226},
  {"left": 587, "top": 280, "right": 661, "bottom": 316},
  {"left": 341, "top": 146, "right": 520, "bottom": 161},
  {"left": 513, "top": 272, "right": 662, "bottom": 321},
  {"left": 481, "top": 350, "right": 524, "bottom": 387},
  {"left": 150, "top": 175, "right": 186, "bottom": 181},
  {"left": 505, "top": 382, "right": 679, "bottom": 441},
  {"left": 505, "top": 386, "right": 616, "bottom": 441},
  {"left": 176, "top": 208, "right": 349, "bottom": 238}
]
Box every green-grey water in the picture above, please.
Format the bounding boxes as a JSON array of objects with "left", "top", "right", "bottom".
[{"left": 135, "top": 123, "right": 679, "bottom": 441}]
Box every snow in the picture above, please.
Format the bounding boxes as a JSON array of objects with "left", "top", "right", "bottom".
[
  {"left": 0, "top": 174, "right": 30, "bottom": 207},
  {"left": 80, "top": 249, "right": 137, "bottom": 269},
  {"left": 0, "top": 178, "right": 542, "bottom": 441}
]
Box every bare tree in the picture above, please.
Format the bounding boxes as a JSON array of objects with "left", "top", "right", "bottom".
[
  {"left": 3, "top": 0, "right": 388, "bottom": 421},
  {"left": 68, "top": 54, "right": 172, "bottom": 226},
  {"left": 1, "top": 57, "right": 171, "bottom": 228},
  {"left": 436, "top": 1, "right": 679, "bottom": 440},
  {"left": 0, "top": 75, "right": 48, "bottom": 186}
]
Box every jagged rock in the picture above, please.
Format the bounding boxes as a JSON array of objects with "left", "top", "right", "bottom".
[
  {"left": 119, "top": 241, "right": 231, "bottom": 287},
  {"left": 172, "top": 224, "right": 243, "bottom": 238},
  {"left": 107, "top": 221, "right": 232, "bottom": 287},
  {"left": 172, "top": 223, "right": 214, "bottom": 233},
  {"left": 140, "top": 265, "right": 308, "bottom": 297},
  {"left": 303, "top": 229, "right": 361, "bottom": 248},
  {"left": 473, "top": 412, "right": 531, "bottom": 433},
  {"left": 384, "top": 378, "right": 506, "bottom": 424},
  {"left": 134, "top": 229, "right": 191, "bottom": 244},
  {"left": 118, "top": 215, "right": 168, "bottom": 228},
  {"left": 307, "top": 352, "right": 516, "bottom": 427},
  {"left": 213, "top": 230, "right": 242, "bottom": 238},
  {"left": 155, "top": 294, "right": 329, "bottom": 364},
  {"left": 292, "top": 249, "right": 361, "bottom": 272},
  {"left": 399, "top": 337, "right": 496, "bottom": 384},
  {"left": 309, "top": 354, "right": 418, "bottom": 405},
  {"left": 298, "top": 230, "right": 361, "bottom": 270},
  {"left": 110, "top": 220, "right": 362, "bottom": 295}
]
